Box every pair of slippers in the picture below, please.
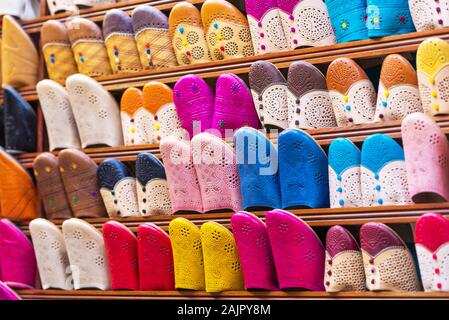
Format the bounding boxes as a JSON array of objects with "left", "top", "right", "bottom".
[
  {"left": 37, "top": 74, "right": 123, "bottom": 150},
  {"left": 2, "top": 15, "right": 39, "bottom": 89},
  {"left": 235, "top": 127, "right": 329, "bottom": 210},
  {"left": 249, "top": 60, "right": 337, "bottom": 130},
  {"left": 33, "top": 149, "right": 108, "bottom": 220},
  {"left": 327, "top": 56, "right": 422, "bottom": 126},
  {"left": 169, "top": 218, "right": 244, "bottom": 292},
  {"left": 169, "top": 0, "right": 254, "bottom": 65},
  {"left": 97, "top": 153, "right": 171, "bottom": 218},
  {"left": 0, "top": 219, "right": 37, "bottom": 291},
  {"left": 402, "top": 112, "right": 449, "bottom": 203},
  {"left": 233, "top": 211, "right": 420, "bottom": 292},
  {"left": 173, "top": 74, "right": 260, "bottom": 138},
  {"left": 30, "top": 218, "right": 110, "bottom": 290},
  {"left": 120, "top": 82, "right": 188, "bottom": 146},
  {"left": 326, "top": 0, "right": 414, "bottom": 43},
  {"left": 46, "top": 0, "right": 118, "bottom": 15},
  {"left": 160, "top": 133, "right": 242, "bottom": 214},
  {"left": 246, "top": 0, "right": 336, "bottom": 55},
  {"left": 328, "top": 134, "right": 412, "bottom": 209}
]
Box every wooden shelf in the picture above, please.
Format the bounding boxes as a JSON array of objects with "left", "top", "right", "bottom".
[
  {"left": 15, "top": 115, "right": 449, "bottom": 169},
  {"left": 16, "top": 203, "right": 449, "bottom": 235},
  {"left": 16, "top": 289, "right": 449, "bottom": 300}
]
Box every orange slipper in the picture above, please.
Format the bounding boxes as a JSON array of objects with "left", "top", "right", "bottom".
[
  {"left": 0, "top": 148, "right": 38, "bottom": 221},
  {"left": 41, "top": 20, "right": 78, "bottom": 84},
  {"left": 2, "top": 15, "right": 39, "bottom": 89},
  {"left": 66, "top": 18, "right": 112, "bottom": 77},
  {"left": 169, "top": 2, "right": 211, "bottom": 65},
  {"left": 143, "top": 81, "right": 188, "bottom": 142},
  {"left": 201, "top": 0, "right": 254, "bottom": 60}
]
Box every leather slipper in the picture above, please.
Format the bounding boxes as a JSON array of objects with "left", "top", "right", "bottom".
[
  {"left": 1, "top": 15, "right": 38, "bottom": 88},
  {"left": 191, "top": 132, "right": 242, "bottom": 212},
  {"left": 201, "top": 0, "right": 254, "bottom": 60},
  {"left": 328, "top": 138, "right": 362, "bottom": 208},
  {"left": 201, "top": 221, "right": 244, "bottom": 292},
  {"left": 325, "top": 225, "right": 366, "bottom": 292},
  {"left": 97, "top": 158, "right": 140, "bottom": 218},
  {"left": 401, "top": 113, "right": 449, "bottom": 203},
  {"left": 249, "top": 61, "right": 289, "bottom": 129},
  {"left": 66, "top": 18, "right": 112, "bottom": 77},
  {"left": 103, "top": 9, "right": 143, "bottom": 74},
  {"left": 36, "top": 79, "right": 81, "bottom": 151},
  {"left": 58, "top": 149, "right": 107, "bottom": 218},
  {"left": 360, "top": 222, "right": 420, "bottom": 292},
  {"left": 66, "top": 73, "right": 123, "bottom": 148},
  {"left": 160, "top": 137, "right": 203, "bottom": 213},
  {"left": 265, "top": 209, "right": 325, "bottom": 291},
  {"left": 29, "top": 218, "right": 71, "bottom": 290},
  {"left": 33, "top": 153, "right": 72, "bottom": 220},
  {"left": 245, "top": 0, "right": 289, "bottom": 55},
  {"left": 288, "top": 61, "right": 337, "bottom": 129},
  {"left": 169, "top": 218, "right": 205, "bottom": 290},
  {"left": 103, "top": 221, "right": 139, "bottom": 290},
  {"left": 408, "top": 0, "right": 449, "bottom": 32},
  {"left": 132, "top": 5, "right": 178, "bottom": 69},
  {"left": 327, "top": 58, "right": 377, "bottom": 126},
  {"left": 230, "top": 211, "right": 279, "bottom": 290},
  {"left": 137, "top": 223, "right": 175, "bottom": 290},
  {"left": 62, "top": 218, "right": 110, "bottom": 290},
  {"left": 41, "top": 20, "right": 78, "bottom": 84},
  {"left": 169, "top": 2, "right": 211, "bottom": 65},
  {"left": 326, "top": 0, "right": 368, "bottom": 43},
  {"left": 46, "top": 0, "right": 77, "bottom": 15},
  {"left": 135, "top": 153, "right": 172, "bottom": 216}
]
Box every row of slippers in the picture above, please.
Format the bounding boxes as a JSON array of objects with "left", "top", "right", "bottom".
[
  {"left": 0, "top": 211, "right": 448, "bottom": 296},
  {"left": 0, "top": 111, "right": 446, "bottom": 221}
]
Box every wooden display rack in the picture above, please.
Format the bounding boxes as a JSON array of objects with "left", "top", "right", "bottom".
[{"left": 5, "top": 0, "right": 449, "bottom": 300}]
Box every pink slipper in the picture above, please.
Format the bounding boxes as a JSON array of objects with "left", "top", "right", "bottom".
[
  {"left": 103, "top": 221, "right": 139, "bottom": 290},
  {"left": 173, "top": 75, "right": 214, "bottom": 138},
  {"left": 211, "top": 74, "right": 260, "bottom": 137},
  {"left": 0, "top": 219, "right": 36, "bottom": 289},
  {"left": 160, "top": 137, "right": 203, "bottom": 213},
  {"left": 191, "top": 133, "right": 242, "bottom": 212},
  {"left": 325, "top": 226, "right": 366, "bottom": 292},
  {"left": 265, "top": 209, "right": 325, "bottom": 291},
  {"left": 0, "top": 282, "right": 20, "bottom": 300},
  {"left": 137, "top": 223, "right": 175, "bottom": 291},
  {"left": 415, "top": 213, "right": 449, "bottom": 292},
  {"left": 230, "top": 211, "right": 278, "bottom": 290},
  {"left": 402, "top": 112, "right": 449, "bottom": 203}
]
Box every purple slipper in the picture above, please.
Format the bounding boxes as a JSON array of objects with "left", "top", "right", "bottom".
[
  {"left": 174, "top": 75, "right": 214, "bottom": 138},
  {"left": 211, "top": 74, "right": 260, "bottom": 137},
  {"left": 0, "top": 282, "right": 20, "bottom": 300}
]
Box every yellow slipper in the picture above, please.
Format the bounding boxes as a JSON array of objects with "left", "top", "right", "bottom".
[
  {"left": 66, "top": 18, "right": 112, "bottom": 77},
  {"left": 142, "top": 81, "right": 188, "bottom": 142},
  {"left": 201, "top": 0, "right": 254, "bottom": 61},
  {"left": 417, "top": 37, "right": 449, "bottom": 115},
  {"left": 169, "top": 2, "right": 211, "bottom": 65},
  {"left": 1, "top": 15, "right": 38, "bottom": 89},
  {"left": 169, "top": 218, "right": 205, "bottom": 290},
  {"left": 200, "top": 222, "right": 244, "bottom": 293},
  {"left": 41, "top": 20, "right": 78, "bottom": 84}
]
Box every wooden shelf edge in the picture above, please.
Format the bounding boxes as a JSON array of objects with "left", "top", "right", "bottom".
[
  {"left": 16, "top": 289, "right": 449, "bottom": 300},
  {"left": 13, "top": 28, "right": 449, "bottom": 104},
  {"left": 16, "top": 203, "right": 449, "bottom": 234},
  {"left": 15, "top": 116, "right": 449, "bottom": 168}
]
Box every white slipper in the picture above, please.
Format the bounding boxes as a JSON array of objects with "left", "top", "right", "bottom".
[
  {"left": 62, "top": 218, "right": 110, "bottom": 290},
  {"left": 36, "top": 80, "right": 81, "bottom": 151},
  {"left": 66, "top": 74, "right": 124, "bottom": 148},
  {"left": 29, "top": 218, "right": 72, "bottom": 290}
]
